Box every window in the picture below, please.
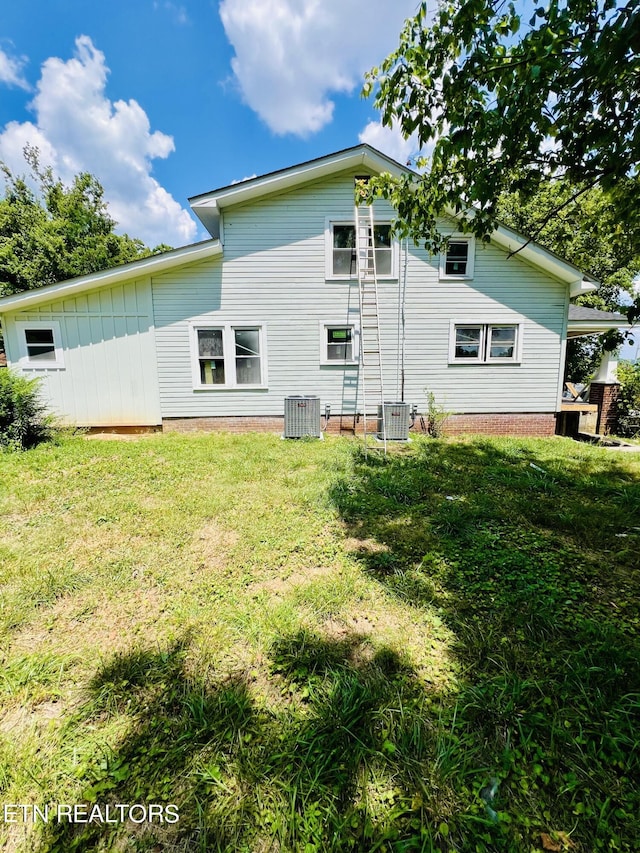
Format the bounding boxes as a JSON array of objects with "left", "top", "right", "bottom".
[
  {"left": 320, "top": 322, "right": 359, "bottom": 365},
  {"left": 326, "top": 220, "right": 396, "bottom": 279},
  {"left": 191, "top": 324, "right": 265, "bottom": 388},
  {"left": 449, "top": 323, "right": 521, "bottom": 363},
  {"left": 16, "top": 321, "right": 64, "bottom": 369},
  {"left": 440, "top": 237, "right": 475, "bottom": 279}
]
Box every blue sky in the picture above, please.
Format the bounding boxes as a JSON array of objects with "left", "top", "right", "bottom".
[{"left": 0, "top": 0, "right": 419, "bottom": 247}]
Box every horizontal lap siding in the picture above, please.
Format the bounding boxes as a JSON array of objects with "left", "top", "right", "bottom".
[
  {"left": 5, "top": 280, "right": 161, "bottom": 425},
  {"left": 153, "top": 169, "right": 568, "bottom": 419},
  {"left": 153, "top": 171, "right": 393, "bottom": 418},
  {"left": 397, "top": 240, "right": 567, "bottom": 413}
]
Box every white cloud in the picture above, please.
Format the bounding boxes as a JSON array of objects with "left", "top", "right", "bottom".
[
  {"left": 359, "top": 120, "right": 419, "bottom": 166},
  {"left": 0, "top": 37, "right": 197, "bottom": 247},
  {"left": 218, "top": 0, "right": 418, "bottom": 136},
  {"left": 0, "top": 47, "right": 30, "bottom": 90}
]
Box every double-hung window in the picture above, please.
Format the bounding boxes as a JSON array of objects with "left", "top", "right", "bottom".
[
  {"left": 440, "top": 237, "right": 475, "bottom": 279},
  {"left": 449, "top": 323, "right": 521, "bottom": 363},
  {"left": 327, "top": 221, "right": 395, "bottom": 279},
  {"left": 192, "top": 324, "right": 265, "bottom": 388},
  {"left": 16, "top": 321, "right": 65, "bottom": 369}
]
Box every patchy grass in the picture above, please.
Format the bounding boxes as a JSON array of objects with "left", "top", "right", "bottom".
[{"left": 0, "top": 432, "right": 638, "bottom": 852}]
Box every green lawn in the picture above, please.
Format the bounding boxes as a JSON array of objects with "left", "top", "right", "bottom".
[{"left": 0, "top": 432, "right": 638, "bottom": 852}]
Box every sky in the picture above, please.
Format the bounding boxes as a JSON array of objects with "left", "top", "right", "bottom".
[{"left": 0, "top": 0, "right": 420, "bottom": 248}]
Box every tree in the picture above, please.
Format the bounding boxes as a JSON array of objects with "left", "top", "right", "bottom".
[
  {"left": 364, "top": 1, "right": 639, "bottom": 247},
  {"left": 363, "top": 0, "right": 640, "bottom": 336},
  {"left": 0, "top": 146, "right": 168, "bottom": 297},
  {"left": 497, "top": 180, "right": 640, "bottom": 379}
]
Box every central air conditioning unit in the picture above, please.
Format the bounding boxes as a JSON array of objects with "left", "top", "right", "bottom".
[
  {"left": 377, "top": 401, "right": 410, "bottom": 441},
  {"left": 284, "top": 396, "right": 321, "bottom": 438}
]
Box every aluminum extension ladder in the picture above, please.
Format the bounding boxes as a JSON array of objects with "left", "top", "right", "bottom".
[{"left": 354, "top": 199, "right": 387, "bottom": 455}]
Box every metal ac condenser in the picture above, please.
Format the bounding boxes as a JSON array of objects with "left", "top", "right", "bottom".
[
  {"left": 377, "top": 402, "right": 410, "bottom": 440},
  {"left": 284, "top": 396, "right": 321, "bottom": 438}
]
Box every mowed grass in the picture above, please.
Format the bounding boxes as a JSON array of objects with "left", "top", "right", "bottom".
[{"left": 0, "top": 432, "right": 638, "bottom": 852}]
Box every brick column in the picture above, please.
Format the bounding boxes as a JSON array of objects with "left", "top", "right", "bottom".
[{"left": 589, "top": 382, "right": 621, "bottom": 435}]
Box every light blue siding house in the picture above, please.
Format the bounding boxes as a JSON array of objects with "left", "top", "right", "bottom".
[{"left": 0, "top": 145, "right": 604, "bottom": 436}]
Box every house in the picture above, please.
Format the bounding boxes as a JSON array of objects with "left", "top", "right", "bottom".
[{"left": 0, "top": 144, "right": 624, "bottom": 437}]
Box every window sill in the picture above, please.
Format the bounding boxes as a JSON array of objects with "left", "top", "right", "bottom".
[
  {"left": 439, "top": 274, "right": 474, "bottom": 282},
  {"left": 325, "top": 275, "right": 398, "bottom": 283},
  {"left": 448, "top": 359, "right": 521, "bottom": 366},
  {"left": 19, "top": 362, "right": 65, "bottom": 370},
  {"left": 193, "top": 384, "right": 268, "bottom": 391}
]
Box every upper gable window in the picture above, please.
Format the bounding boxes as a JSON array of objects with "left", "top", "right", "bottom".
[
  {"left": 326, "top": 221, "right": 396, "bottom": 279},
  {"left": 440, "top": 237, "right": 475, "bottom": 279},
  {"left": 16, "top": 321, "right": 65, "bottom": 369}
]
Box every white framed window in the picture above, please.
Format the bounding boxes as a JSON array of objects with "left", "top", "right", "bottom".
[
  {"left": 320, "top": 322, "right": 359, "bottom": 365},
  {"left": 15, "top": 321, "right": 65, "bottom": 369},
  {"left": 449, "top": 322, "right": 522, "bottom": 364},
  {"left": 190, "top": 323, "right": 266, "bottom": 389},
  {"left": 440, "top": 236, "right": 475, "bottom": 279},
  {"left": 325, "top": 219, "right": 397, "bottom": 280}
]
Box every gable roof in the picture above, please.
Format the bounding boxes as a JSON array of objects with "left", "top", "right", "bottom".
[
  {"left": 0, "top": 144, "right": 599, "bottom": 313},
  {"left": 189, "top": 143, "right": 596, "bottom": 297},
  {"left": 188, "top": 144, "right": 407, "bottom": 239}
]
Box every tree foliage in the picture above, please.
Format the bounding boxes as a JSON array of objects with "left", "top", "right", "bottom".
[
  {"left": 497, "top": 180, "right": 640, "bottom": 379},
  {"left": 0, "top": 147, "right": 167, "bottom": 297},
  {"left": 364, "top": 0, "right": 640, "bottom": 250}
]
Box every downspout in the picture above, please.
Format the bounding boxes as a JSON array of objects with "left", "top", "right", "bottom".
[{"left": 400, "top": 239, "right": 409, "bottom": 401}]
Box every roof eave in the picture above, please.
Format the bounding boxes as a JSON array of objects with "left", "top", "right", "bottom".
[
  {"left": 567, "top": 320, "right": 631, "bottom": 338},
  {"left": 189, "top": 145, "right": 409, "bottom": 235},
  {"left": 0, "top": 240, "right": 222, "bottom": 313}
]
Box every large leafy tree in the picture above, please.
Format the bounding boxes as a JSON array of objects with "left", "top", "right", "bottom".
[
  {"left": 0, "top": 147, "right": 168, "bottom": 297},
  {"left": 497, "top": 181, "right": 640, "bottom": 379},
  {"left": 364, "top": 0, "right": 639, "bottom": 247},
  {"left": 363, "top": 0, "right": 640, "bottom": 337}
]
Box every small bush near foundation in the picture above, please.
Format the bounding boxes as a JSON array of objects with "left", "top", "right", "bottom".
[
  {"left": 425, "top": 390, "right": 450, "bottom": 437},
  {"left": 0, "top": 369, "right": 54, "bottom": 450}
]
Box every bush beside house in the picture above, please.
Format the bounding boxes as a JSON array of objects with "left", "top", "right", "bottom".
[{"left": 0, "top": 370, "right": 54, "bottom": 450}]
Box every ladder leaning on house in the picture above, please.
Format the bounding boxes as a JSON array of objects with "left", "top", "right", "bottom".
[{"left": 354, "top": 184, "right": 387, "bottom": 454}]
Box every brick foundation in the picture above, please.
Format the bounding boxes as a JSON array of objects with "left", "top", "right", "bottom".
[
  {"left": 430, "top": 412, "right": 557, "bottom": 437},
  {"left": 162, "top": 412, "right": 557, "bottom": 438},
  {"left": 588, "top": 383, "right": 620, "bottom": 435}
]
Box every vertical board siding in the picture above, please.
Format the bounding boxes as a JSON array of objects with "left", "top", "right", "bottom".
[
  {"left": 4, "top": 279, "right": 161, "bottom": 425},
  {"left": 153, "top": 168, "right": 568, "bottom": 419}
]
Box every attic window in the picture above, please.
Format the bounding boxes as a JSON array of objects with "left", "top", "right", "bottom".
[
  {"left": 16, "top": 321, "right": 65, "bottom": 369},
  {"left": 440, "top": 237, "right": 475, "bottom": 279}
]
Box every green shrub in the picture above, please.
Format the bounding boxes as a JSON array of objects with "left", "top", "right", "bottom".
[
  {"left": 425, "top": 390, "right": 451, "bottom": 438},
  {"left": 0, "top": 369, "right": 54, "bottom": 450},
  {"left": 617, "top": 360, "right": 640, "bottom": 436}
]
